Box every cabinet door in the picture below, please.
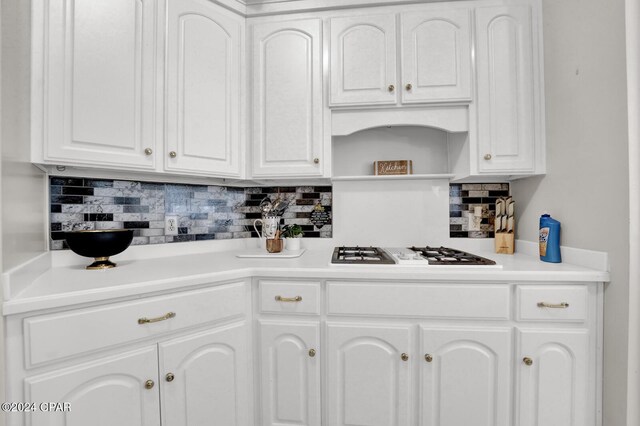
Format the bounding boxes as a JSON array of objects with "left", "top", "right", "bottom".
[
  {"left": 420, "top": 327, "right": 512, "bottom": 426},
  {"left": 165, "top": 0, "right": 242, "bottom": 177},
  {"left": 259, "top": 321, "right": 321, "bottom": 426},
  {"left": 517, "top": 330, "right": 591, "bottom": 426},
  {"left": 25, "top": 347, "right": 160, "bottom": 426},
  {"left": 400, "top": 9, "right": 472, "bottom": 103},
  {"left": 251, "top": 19, "right": 324, "bottom": 177},
  {"left": 327, "top": 323, "right": 413, "bottom": 426},
  {"left": 159, "top": 321, "right": 250, "bottom": 426},
  {"left": 475, "top": 5, "right": 537, "bottom": 173},
  {"left": 330, "top": 14, "right": 397, "bottom": 106},
  {"left": 34, "top": 0, "right": 159, "bottom": 170}
]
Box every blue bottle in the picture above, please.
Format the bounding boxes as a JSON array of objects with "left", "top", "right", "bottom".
[{"left": 539, "top": 214, "right": 561, "bottom": 263}]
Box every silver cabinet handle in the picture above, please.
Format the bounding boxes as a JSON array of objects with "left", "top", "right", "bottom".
[
  {"left": 138, "top": 312, "right": 176, "bottom": 324},
  {"left": 484, "top": 154, "right": 492, "bottom": 160},
  {"left": 537, "top": 302, "right": 570, "bottom": 308}
]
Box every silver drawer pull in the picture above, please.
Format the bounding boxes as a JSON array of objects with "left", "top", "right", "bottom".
[
  {"left": 537, "top": 302, "right": 569, "bottom": 309},
  {"left": 275, "top": 295, "right": 302, "bottom": 302},
  {"left": 138, "top": 312, "right": 176, "bottom": 324}
]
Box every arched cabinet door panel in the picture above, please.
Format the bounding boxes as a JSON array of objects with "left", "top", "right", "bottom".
[
  {"left": 330, "top": 14, "right": 397, "bottom": 106},
  {"left": 517, "top": 330, "right": 590, "bottom": 426},
  {"left": 251, "top": 19, "right": 324, "bottom": 177},
  {"left": 475, "top": 5, "right": 538, "bottom": 173},
  {"left": 326, "top": 323, "right": 413, "bottom": 426},
  {"left": 34, "top": 0, "right": 160, "bottom": 170},
  {"left": 400, "top": 9, "right": 472, "bottom": 103},
  {"left": 165, "top": 0, "right": 242, "bottom": 177},
  {"left": 259, "top": 321, "right": 321, "bottom": 426},
  {"left": 25, "top": 346, "right": 161, "bottom": 426},
  {"left": 159, "top": 321, "right": 251, "bottom": 426},
  {"left": 420, "top": 327, "right": 512, "bottom": 426}
]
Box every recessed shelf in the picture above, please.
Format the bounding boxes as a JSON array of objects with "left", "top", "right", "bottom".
[{"left": 331, "top": 174, "right": 456, "bottom": 182}]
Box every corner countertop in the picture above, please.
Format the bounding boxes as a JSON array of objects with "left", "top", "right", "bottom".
[{"left": 2, "top": 239, "right": 609, "bottom": 316}]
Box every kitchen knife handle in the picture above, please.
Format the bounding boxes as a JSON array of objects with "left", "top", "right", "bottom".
[
  {"left": 275, "top": 295, "right": 302, "bottom": 302},
  {"left": 537, "top": 302, "right": 570, "bottom": 309}
]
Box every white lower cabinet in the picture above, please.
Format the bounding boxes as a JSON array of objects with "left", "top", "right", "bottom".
[
  {"left": 517, "top": 329, "right": 591, "bottom": 426},
  {"left": 159, "top": 321, "right": 250, "bottom": 426},
  {"left": 24, "top": 322, "right": 251, "bottom": 426},
  {"left": 420, "top": 327, "right": 512, "bottom": 426},
  {"left": 326, "top": 323, "right": 413, "bottom": 426},
  {"left": 25, "top": 346, "right": 161, "bottom": 426},
  {"left": 259, "top": 321, "right": 321, "bottom": 426},
  {"left": 7, "top": 280, "right": 601, "bottom": 426}
]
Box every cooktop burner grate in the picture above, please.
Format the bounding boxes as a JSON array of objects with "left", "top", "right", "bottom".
[
  {"left": 331, "top": 246, "right": 396, "bottom": 264},
  {"left": 408, "top": 246, "right": 497, "bottom": 265}
]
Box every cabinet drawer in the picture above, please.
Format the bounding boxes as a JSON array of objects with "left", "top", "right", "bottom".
[
  {"left": 327, "top": 282, "right": 510, "bottom": 319},
  {"left": 516, "top": 285, "right": 588, "bottom": 322},
  {"left": 259, "top": 280, "right": 321, "bottom": 315},
  {"left": 24, "top": 282, "right": 247, "bottom": 367}
]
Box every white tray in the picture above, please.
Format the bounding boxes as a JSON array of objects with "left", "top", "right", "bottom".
[{"left": 235, "top": 248, "right": 306, "bottom": 259}]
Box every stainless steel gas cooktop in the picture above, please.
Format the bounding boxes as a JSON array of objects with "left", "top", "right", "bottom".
[{"left": 331, "top": 246, "right": 501, "bottom": 268}]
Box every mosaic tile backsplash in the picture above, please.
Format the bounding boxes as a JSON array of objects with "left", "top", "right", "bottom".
[
  {"left": 50, "top": 177, "right": 332, "bottom": 250},
  {"left": 449, "top": 183, "right": 510, "bottom": 238}
]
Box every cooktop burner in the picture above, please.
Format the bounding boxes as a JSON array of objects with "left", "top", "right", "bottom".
[
  {"left": 407, "top": 246, "right": 497, "bottom": 266},
  {"left": 331, "top": 246, "right": 396, "bottom": 264},
  {"left": 331, "top": 245, "right": 499, "bottom": 267}
]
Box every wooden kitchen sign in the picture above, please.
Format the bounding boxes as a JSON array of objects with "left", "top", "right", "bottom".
[{"left": 373, "top": 160, "right": 413, "bottom": 175}]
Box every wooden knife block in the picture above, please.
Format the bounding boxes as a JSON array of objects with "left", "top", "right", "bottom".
[{"left": 495, "top": 233, "right": 514, "bottom": 254}]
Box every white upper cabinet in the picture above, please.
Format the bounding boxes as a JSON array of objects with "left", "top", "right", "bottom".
[
  {"left": 400, "top": 9, "right": 472, "bottom": 103},
  {"left": 32, "top": 0, "right": 161, "bottom": 170},
  {"left": 165, "top": 0, "right": 243, "bottom": 178},
  {"left": 330, "top": 14, "right": 398, "bottom": 106},
  {"left": 251, "top": 19, "right": 324, "bottom": 177},
  {"left": 475, "top": 4, "right": 540, "bottom": 174},
  {"left": 329, "top": 8, "right": 472, "bottom": 108}
]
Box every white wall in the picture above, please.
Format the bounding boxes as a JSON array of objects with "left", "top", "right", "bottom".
[
  {"left": 1, "top": 1, "right": 47, "bottom": 423},
  {"left": 332, "top": 178, "right": 451, "bottom": 246},
  {"left": 511, "top": 0, "right": 630, "bottom": 424},
  {"left": 625, "top": 0, "right": 640, "bottom": 423},
  {"left": 1, "top": 0, "right": 47, "bottom": 271}
]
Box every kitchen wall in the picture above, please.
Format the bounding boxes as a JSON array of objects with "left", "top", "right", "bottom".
[
  {"left": 1, "top": 0, "right": 48, "bottom": 416},
  {"left": 49, "top": 178, "right": 333, "bottom": 249},
  {"left": 1, "top": 0, "right": 46, "bottom": 270},
  {"left": 511, "top": 0, "right": 630, "bottom": 423}
]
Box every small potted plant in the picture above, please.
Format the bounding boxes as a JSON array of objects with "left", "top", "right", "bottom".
[{"left": 281, "top": 224, "right": 304, "bottom": 251}]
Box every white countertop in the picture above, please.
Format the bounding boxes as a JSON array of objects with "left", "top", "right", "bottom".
[{"left": 2, "top": 239, "right": 609, "bottom": 315}]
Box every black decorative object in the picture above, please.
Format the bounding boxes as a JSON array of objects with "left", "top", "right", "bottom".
[
  {"left": 64, "top": 230, "right": 134, "bottom": 270},
  {"left": 310, "top": 202, "right": 331, "bottom": 229}
]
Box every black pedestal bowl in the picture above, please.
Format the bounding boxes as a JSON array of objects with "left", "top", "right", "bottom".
[{"left": 64, "top": 230, "right": 134, "bottom": 270}]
